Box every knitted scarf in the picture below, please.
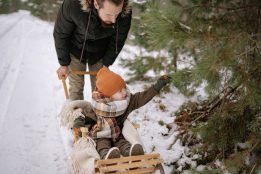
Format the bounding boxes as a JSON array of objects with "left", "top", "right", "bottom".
[{"left": 90, "top": 88, "right": 130, "bottom": 142}]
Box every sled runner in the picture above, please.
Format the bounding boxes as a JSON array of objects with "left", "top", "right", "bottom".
[{"left": 60, "top": 71, "right": 165, "bottom": 174}]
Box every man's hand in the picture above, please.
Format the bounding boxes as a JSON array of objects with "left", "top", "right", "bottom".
[
  {"left": 56, "top": 66, "right": 69, "bottom": 79},
  {"left": 153, "top": 75, "right": 171, "bottom": 92}
]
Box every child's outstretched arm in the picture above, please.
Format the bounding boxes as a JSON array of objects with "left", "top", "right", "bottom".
[
  {"left": 117, "top": 75, "right": 171, "bottom": 127},
  {"left": 128, "top": 75, "right": 171, "bottom": 111}
]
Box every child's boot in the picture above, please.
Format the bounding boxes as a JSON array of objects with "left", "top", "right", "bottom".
[
  {"left": 121, "top": 143, "right": 144, "bottom": 156},
  {"left": 100, "top": 147, "right": 121, "bottom": 159},
  {"left": 130, "top": 143, "right": 144, "bottom": 156}
]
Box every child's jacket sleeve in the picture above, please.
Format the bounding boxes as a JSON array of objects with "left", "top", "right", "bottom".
[
  {"left": 128, "top": 86, "right": 159, "bottom": 111},
  {"left": 117, "top": 86, "right": 159, "bottom": 127}
]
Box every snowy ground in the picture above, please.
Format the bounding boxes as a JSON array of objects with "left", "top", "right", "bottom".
[
  {"left": 0, "top": 10, "right": 202, "bottom": 174},
  {"left": 0, "top": 11, "right": 69, "bottom": 174}
]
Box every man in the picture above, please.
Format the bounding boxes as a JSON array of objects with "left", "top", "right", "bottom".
[{"left": 54, "top": 0, "right": 132, "bottom": 100}]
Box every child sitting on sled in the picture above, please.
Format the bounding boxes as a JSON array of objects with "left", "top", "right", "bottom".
[{"left": 73, "top": 66, "right": 170, "bottom": 159}]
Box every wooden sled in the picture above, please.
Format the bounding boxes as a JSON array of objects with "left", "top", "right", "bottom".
[
  {"left": 61, "top": 71, "right": 165, "bottom": 174},
  {"left": 95, "top": 153, "right": 165, "bottom": 174}
]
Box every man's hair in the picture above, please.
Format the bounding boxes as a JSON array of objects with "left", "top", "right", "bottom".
[{"left": 96, "top": 0, "right": 125, "bottom": 8}]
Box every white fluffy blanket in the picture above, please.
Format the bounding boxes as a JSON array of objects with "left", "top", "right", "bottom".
[
  {"left": 58, "top": 100, "right": 93, "bottom": 129},
  {"left": 70, "top": 137, "right": 100, "bottom": 174}
]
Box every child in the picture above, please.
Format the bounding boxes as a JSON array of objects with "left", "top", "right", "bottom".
[{"left": 73, "top": 67, "right": 170, "bottom": 159}]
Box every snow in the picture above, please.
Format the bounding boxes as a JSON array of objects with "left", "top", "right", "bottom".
[
  {"left": 0, "top": 10, "right": 202, "bottom": 174},
  {"left": 132, "top": 0, "right": 147, "bottom": 4},
  {"left": 0, "top": 10, "right": 69, "bottom": 174}
]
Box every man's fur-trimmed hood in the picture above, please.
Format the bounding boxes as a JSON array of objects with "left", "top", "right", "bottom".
[{"left": 80, "top": 0, "right": 131, "bottom": 17}]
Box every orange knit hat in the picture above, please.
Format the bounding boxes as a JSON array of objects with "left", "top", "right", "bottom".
[{"left": 96, "top": 67, "right": 126, "bottom": 97}]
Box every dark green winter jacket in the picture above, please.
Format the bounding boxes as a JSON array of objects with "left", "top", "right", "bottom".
[{"left": 53, "top": 0, "right": 132, "bottom": 66}]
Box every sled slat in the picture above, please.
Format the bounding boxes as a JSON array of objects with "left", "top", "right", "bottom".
[
  {"left": 96, "top": 153, "right": 160, "bottom": 165},
  {"left": 98, "top": 159, "right": 162, "bottom": 172},
  {"left": 114, "top": 167, "right": 156, "bottom": 174},
  {"left": 132, "top": 123, "right": 140, "bottom": 128}
]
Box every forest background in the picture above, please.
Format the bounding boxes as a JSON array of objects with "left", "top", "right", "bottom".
[{"left": 1, "top": 0, "right": 260, "bottom": 173}]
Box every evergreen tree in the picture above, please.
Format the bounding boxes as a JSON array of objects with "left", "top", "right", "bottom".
[
  {"left": 130, "top": 0, "right": 261, "bottom": 172},
  {"left": 0, "top": 0, "right": 22, "bottom": 13},
  {"left": 0, "top": 0, "right": 61, "bottom": 21}
]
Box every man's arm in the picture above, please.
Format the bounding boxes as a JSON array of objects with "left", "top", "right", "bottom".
[
  {"left": 102, "top": 12, "right": 132, "bottom": 67},
  {"left": 53, "top": 0, "right": 76, "bottom": 66}
]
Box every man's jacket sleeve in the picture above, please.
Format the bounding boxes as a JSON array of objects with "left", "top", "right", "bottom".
[
  {"left": 102, "top": 12, "right": 132, "bottom": 67},
  {"left": 53, "top": 0, "right": 76, "bottom": 66}
]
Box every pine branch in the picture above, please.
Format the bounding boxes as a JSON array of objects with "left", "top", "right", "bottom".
[
  {"left": 249, "top": 140, "right": 261, "bottom": 153},
  {"left": 183, "top": 3, "right": 261, "bottom": 12},
  {"left": 249, "top": 164, "right": 257, "bottom": 174},
  {"left": 191, "top": 85, "right": 239, "bottom": 123},
  {"left": 174, "top": 84, "right": 242, "bottom": 144}
]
